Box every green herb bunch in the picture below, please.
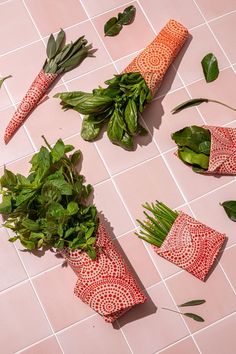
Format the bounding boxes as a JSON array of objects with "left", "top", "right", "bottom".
[
  {"left": 136, "top": 201, "right": 178, "bottom": 247},
  {"left": 172, "top": 125, "right": 211, "bottom": 173},
  {"left": 55, "top": 72, "right": 152, "bottom": 150},
  {"left": 43, "top": 28, "right": 96, "bottom": 74},
  {"left": 0, "top": 137, "right": 99, "bottom": 259}
]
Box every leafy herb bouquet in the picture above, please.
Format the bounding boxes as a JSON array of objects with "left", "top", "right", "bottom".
[
  {"left": 55, "top": 72, "right": 152, "bottom": 150},
  {"left": 0, "top": 137, "right": 99, "bottom": 259}
]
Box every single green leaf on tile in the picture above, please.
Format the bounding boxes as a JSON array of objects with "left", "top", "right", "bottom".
[
  {"left": 221, "top": 200, "right": 236, "bottom": 222},
  {"left": 178, "top": 299, "right": 206, "bottom": 307},
  {"left": 117, "top": 5, "right": 136, "bottom": 25},
  {"left": 201, "top": 53, "right": 219, "bottom": 83},
  {"left": 171, "top": 98, "right": 209, "bottom": 114},
  {"left": 183, "top": 313, "right": 205, "bottom": 322},
  {"left": 0, "top": 75, "right": 12, "bottom": 89},
  {"left": 104, "top": 5, "right": 136, "bottom": 37},
  {"left": 104, "top": 17, "right": 122, "bottom": 36}
]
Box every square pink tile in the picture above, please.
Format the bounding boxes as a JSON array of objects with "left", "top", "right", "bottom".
[
  {"left": 115, "top": 232, "right": 161, "bottom": 288},
  {"left": 21, "top": 336, "right": 62, "bottom": 354},
  {"left": 114, "top": 156, "right": 184, "bottom": 221},
  {"left": 210, "top": 13, "right": 236, "bottom": 64},
  {"left": 93, "top": 180, "right": 133, "bottom": 237},
  {"left": 143, "top": 88, "right": 204, "bottom": 153},
  {"left": 139, "top": 0, "right": 204, "bottom": 31},
  {"left": 175, "top": 25, "right": 229, "bottom": 85},
  {"left": 62, "top": 21, "right": 111, "bottom": 82},
  {"left": 158, "top": 337, "right": 199, "bottom": 354},
  {"left": 25, "top": 0, "right": 88, "bottom": 36},
  {"left": 166, "top": 265, "right": 236, "bottom": 333},
  {"left": 194, "top": 314, "right": 236, "bottom": 354},
  {"left": 25, "top": 85, "right": 83, "bottom": 148},
  {"left": 188, "top": 68, "right": 236, "bottom": 125},
  {"left": 0, "top": 0, "right": 39, "bottom": 55},
  {"left": 0, "top": 85, "right": 11, "bottom": 110},
  {"left": 0, "top": 107, "right": 34, "bottom": 166},
  {"left": 64, "top": 135, "right": 109, "bottom": 185},
  {"left": 221, "top": 246, "right": 236, "bottom": 291},
  {"left": 0, "top": 41, "right": 48, "bottom": 104},
  {"left": 92, "top": 2, "right": 154, "bottom": 61},
  {"left": 58, "top": 315, "right": 130, "bottom": 354},
  {"left": 0, "top": 282, "right": 51, "bottom": 353},
  {"left": 118, "top": 283, "right": 188, "bottom": 353},
  {"left": 0, "top": 228, "right": 27, "bottom": 291},
  {"left": 196, "top": 0, "right": 236, "bottom": 20},
  {"left": 190, "top": 180, "right": 236, "bottom": 247},
  {"left": 82, "top": 0, "right": 130, "bottom": 17},
  {"left": 33, "top": 266, "right": 94, "bottom": 331},
  {"left": 164, "top": 149, "right": 234, "bottom": 201}
]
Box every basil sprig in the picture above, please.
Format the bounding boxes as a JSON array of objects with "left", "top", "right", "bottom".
[
  {"left": 55, "top": 72, "right": 152, "bottom": 150},
  {"left": 104, "top": 5, "right": 136, "bottom": 37},
  {"left": 0, "top": 137, "right": 99, "bottom": 259},
  {"left": 43, "top": 28, "right": 96, "bottom": 74},
  {"left": 172, "top": 126, "right": 211, "bottom": 172}
]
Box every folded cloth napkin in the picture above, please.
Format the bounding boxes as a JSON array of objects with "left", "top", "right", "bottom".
[
  {"left": 153, "top": 212, "right": 226, "bottom": 281},
  {"left": 203, "top": 125, "right": 236, "bottom": 175},
  {"left": 123, "top": 19, "right": 188, "bottom": 95},
  {"left": 62, "top": 223, "right": 146, "bottom": 322}
]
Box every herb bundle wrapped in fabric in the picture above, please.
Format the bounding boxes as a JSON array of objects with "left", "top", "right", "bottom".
[
  {"left": 172, "top": 125, "right": 236, "bottom": 175},
  {"left": 0, "top": 138, "right": 145, "bottom": 322},
  {"left": 55, "top": 19, "right": 188, "bottom": 150},
  {"left": 136, "top": 201, "right": 226, "bottom": 281},
  {"left": 4, "top": 29, "right": 95, "bottom": 144}
]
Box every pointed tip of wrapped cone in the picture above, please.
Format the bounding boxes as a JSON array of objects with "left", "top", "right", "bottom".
[{"left": 4, "top": 131, "right": 11, "bottom": 144}]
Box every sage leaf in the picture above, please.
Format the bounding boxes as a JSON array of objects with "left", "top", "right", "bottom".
[
  {"left": 117, "top": 5, "right": 136, "bottom": 25},
  {"left": 179, "top": 300, "right": 206, "bottom": 307},
  {"left": 171, "top": 98, "right": 209, "bottom": 114},
  {"left": 104, "top": 17, "right": 122, "bottom": 36},
  {"left": 55, "top": 28, "right": 65, "bottom": 54},
  {"left": 184, "top": 313, "right": 205, "bottom": 322},
  {"left": 221, "top": 201, "right": 236, "bottom": 222},
  {"left": 201, "top": 53, "right": 219, "bottom": 83},
  {"left": 46, "top": 33, "right": 57, "bottom": 59},
  {"left": 0, "top": 75, "right": 12, "bottom": 89}
]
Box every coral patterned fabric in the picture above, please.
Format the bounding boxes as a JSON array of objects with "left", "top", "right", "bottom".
[
  {"left": 153, "top": 212, "right": 225, "bottom": 281},
  {"left": 4, "top": 70, "right": 58, "bottom": 144},
  {"left": 203, "top": 125, "right": 236, "bottom": 175},
  {"left": 62, "top": 223, "right": 146, "bottom": 323},
  {"left": 123, "top": 19, "right": 188, "bottom": 95}
]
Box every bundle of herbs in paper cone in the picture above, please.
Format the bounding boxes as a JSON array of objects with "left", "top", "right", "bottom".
[
  {"left": 55, "top": 19, "right": 189, "bottom": 150},
  {"left": 4, "top": 29, "right": 95, "bottom": 144},
  {"left": 0, "top": 138, "right": 145, "bottom": 322},
  {"left": 172, "top": 125, "right": 236, "bottom": 175},
  {"left": 136, "top": 201, "right": 226, "bottom": 281}
]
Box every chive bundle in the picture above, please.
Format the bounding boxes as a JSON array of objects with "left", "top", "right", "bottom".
[{"left": 136, "top": 201, "right": 178, "bottom": 247}]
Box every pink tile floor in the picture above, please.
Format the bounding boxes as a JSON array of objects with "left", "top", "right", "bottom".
[{"left": 0, "top": 0, "right": 236, "bottom": 353}]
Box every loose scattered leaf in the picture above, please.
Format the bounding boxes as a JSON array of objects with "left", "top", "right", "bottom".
[
  {"left": 0, "top": 75, "right": 12, "bottom": 89},
  {"left": 201, "top": 53, "right": 219, "bottom": 83},
  {"left": 171, "top": 98, "right": 209, "bottom": 114},
  {"left": 179, "top": 300, "right": 206, "bottom": 307},
  {"left": 104, "top": 5, "right": 136, "bottom": 37},
  {"left": 184, "top": 313, "right": 205, "bottom": 322},
  {"left": 221, "top": 201, "right": 236, "bottom": 222}
]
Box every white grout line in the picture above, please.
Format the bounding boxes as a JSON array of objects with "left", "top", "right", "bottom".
[{"left": 15, "top": 334, "right": 57, "bottom": 354}]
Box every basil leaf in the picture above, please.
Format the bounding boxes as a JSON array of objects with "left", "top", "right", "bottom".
[
  {"left": 201, "top": 53, "right": 219, "bottom": 83},
  {"left": 81, "top": 116, "right": 102, "bottom": 141},
  {"left": 120, "top": 132, "right": 134, "bottom": 150},
  {"left": 124, "top": 99, "right": 138, "bottom": 134},
  {"left": 0, "top": 196, "right": 12, "bottom": 214},
  {"left": 179, "top": 300, "right": 206, "bottom": 307},
  {"left": 178, "top": 147, "right": 209, "bottom": 170},
  {"left": 171, "top": 98, "right": 209, "bottom": 114},
  {"left": 0, "top": 75, "right": 12, "bottom": 89},
  {"left": 118, "top": 5, "right": 136, "bottom": 25},
  {"left": 51, "top": 139, "right": 65, "bottom": 163},
  {"left": 107, "top": 108, "right": 124, "bottom": 143},
  {"left": 104, "top": 17, "right": 122, "bottom": 37},
  {"left": 184, "top": 313, "right": 204, "bottom": 322},
  {"left": 221, "top": 201, "right": 236, "bottom": 222},
  {"left": 46, "top": 33, "right": 57, "bottom": 60}
]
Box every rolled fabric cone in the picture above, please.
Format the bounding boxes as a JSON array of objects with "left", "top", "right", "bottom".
[
  {"left": 123, "top": 19, "right": 189, "bottom": 95},
  {"left": 153, "top": 212, "right": 226, "bottom": 281},
  {"left": 4, "top": 70, "right": 58, "bottom": 144},
  {"left": 202, "top": 125, "right": 236, "bottom": 175},
  {"left": 61, "top": 223, "right": 146, "bottom": 323}
]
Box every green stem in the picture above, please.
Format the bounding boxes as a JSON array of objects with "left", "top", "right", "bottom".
[
  {"left": 209, "top": 99, "right": 236, "bottom": 111},
  {"left": 162, "top": 307, "right": 183, "bottom": 315}
]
